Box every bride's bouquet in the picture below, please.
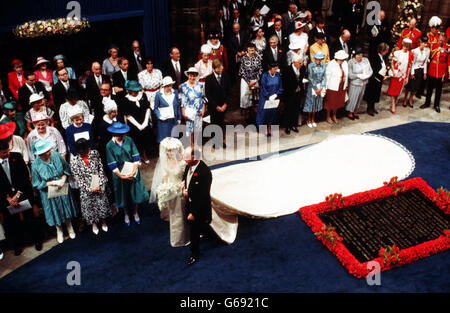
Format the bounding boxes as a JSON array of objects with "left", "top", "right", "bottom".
[{"left": 157, "top": 182, "right": 182, "bottom": 210}]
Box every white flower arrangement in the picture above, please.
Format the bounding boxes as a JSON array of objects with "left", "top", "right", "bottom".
[{"left": 157, "top": 182, "right": 182, "bottom": 210}]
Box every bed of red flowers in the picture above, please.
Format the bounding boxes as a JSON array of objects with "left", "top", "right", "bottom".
[{"left": 298, "top": 177, "right": 450, "bottom": 278}]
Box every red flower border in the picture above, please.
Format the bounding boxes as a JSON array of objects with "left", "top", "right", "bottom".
[{"left": 298, "top": 177, "right": 450, "bottom": 278}]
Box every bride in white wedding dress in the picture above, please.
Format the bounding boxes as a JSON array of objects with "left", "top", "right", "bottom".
[{"left": 150, "top": 137, "right": 190, "bottom": 247}]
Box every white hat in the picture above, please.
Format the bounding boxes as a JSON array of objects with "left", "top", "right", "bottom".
[
  {"left": 67, "top": 105, "right": 84, "bottom": 119},
  {"left": 429, "top": 16, "right": 442, "bottom": 28},
  {"left": 288, "top": 42, "right": 302, "bottom": 50},
  {"left": 103, "top": 98, "right": 117, "bottom": 114},
  {"left": 296, "top": 12, "right": 307, "bottom": 19},
  {"left": 162, "top": 76, "right": 176, "bottom": 87},
  {"left": 402, "top": 38, "right": 412, "bottom": 44},
  {"left": 200, "top": 44, "right": 212, "bottom": 55},
  {"left": 184, "top": 67, "right": 199, "bottom": 77},
  {"left": 334, "top": 50, "right": 349, "bottom": 60},
  {"left": 29, "top": 92, "right": 45, "bottom": 104},
  {"left": 34, "top": 57, "right": 50, "bottom": 67},
  {"left": 294, "top": 21, "right": 305, "bottom": 30}
]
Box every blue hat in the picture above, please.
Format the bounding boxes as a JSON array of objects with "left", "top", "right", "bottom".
[
  {"left": 31, "top": 139, "right": 54, "bottom": 155},
  {"left": 354, "top": 47, "right": 364, "bottom": 55},
  {"left": 2, "top": 101, "right": 17, "bottom": 110},
  {"left": 314, "top": 51, "right": 326, "bottom": 60},
  {"left": 53, "top": 54, "right": 66, "bottom": 61},
  {"left": 107, "top": 122, "right": 130, "bottom": 134},
  {"left": 125, "top": 80, "right": 143, "bottom": 92}
]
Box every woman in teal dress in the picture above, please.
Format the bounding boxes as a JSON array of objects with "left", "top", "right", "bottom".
[
  {"left": 106, "top": 122, "right": 149, "bottom": 226},
  {"left": 31, "top": 139, "right": 78, "bottom": 244},
  {"left": 256, "top": 63, "right": 282, "bottom": 136},
  {"left": 304, "top": 51, "right": 327, "bottom": 128}
]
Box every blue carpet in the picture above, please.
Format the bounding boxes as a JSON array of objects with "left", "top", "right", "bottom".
[{"left": 0, "top": 121, "right": 449, "bottom": 292}]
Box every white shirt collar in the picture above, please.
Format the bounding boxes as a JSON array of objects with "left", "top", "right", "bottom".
[{"left": 103, "top": 114, "right": 116, "bottom": 124}]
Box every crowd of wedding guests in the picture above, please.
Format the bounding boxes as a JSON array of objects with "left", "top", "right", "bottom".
[{"left": 0, "top": 0, "right": 449, "bottom": 261}]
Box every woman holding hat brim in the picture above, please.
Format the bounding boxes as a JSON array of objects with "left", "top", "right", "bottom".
[
  {"left": 304, "top": 51, "right": 327, "bottom": 127},
  {"left": 403, "top": 36, "right": 430, "bottom": 108},
  {"left": 387, "top": 39, "right": 414, "bottom": 114},
  {"left": 154, "top": 77, "right": 181, "bottom": 143},
  {"left": 180, "top": 68, "right": 206, "bottom": 142},
  {"left": 195, "top": 45, "right": 214, "bottom": 84},
  {"left": 346, "top": 47, "right": 373, "bottom": 120},
  {"left": 52, "top": 55, "right": 76, "bottom": 84},
  {"left": 31, "top": 139, "right": 78, "bottom": 243},
  {"left": 26, "top": 112, "right": 66, "bottom": 163},
  {"left": 121, "top": 80, "right": 153, "bottom": 163},
  {"left": 105, "top": 122, "right": 149, "bottom": 226},
  {"left": 324, "top": 50, "right": 349, "bottom": 124},
  {"left": 256, "top": 62, "right": 282, "bottom": 136},
  {"left": 24, "top": 93, "right": 55, "bottom": 132}
]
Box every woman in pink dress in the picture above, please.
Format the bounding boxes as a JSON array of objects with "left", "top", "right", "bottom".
[
  {"left": 387, "top": 39, "right": 414, "bottom": 114},
  {"left": 34, "top": 57, "right": 54, "bottom": 109}
]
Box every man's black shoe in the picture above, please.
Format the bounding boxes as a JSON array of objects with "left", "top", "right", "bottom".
[
  {"left": 14, "top": 247, "right": 23, "bottom": 256},
  {"left": 35, "top": 242, "right": 43, "bottom": 251},
  {"left": 434, "top": 106, "right": 440, "bottom": 113},
  {"left": 420, "top": 103, "right": 430, "bottom": 109},
  {"left": 291, "top": 126, "right": 299, "bottom": 133}
]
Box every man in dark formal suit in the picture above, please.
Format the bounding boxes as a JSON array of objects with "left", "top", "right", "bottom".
[
  {"left": 364, "top": 43, "right": 389, "bottom": 116},
  {"left": 227, "top": 22, "right": 248, "bottom": 83},
  {"left": 230, "top": 8, "right": 247, "bottom": 32},
  {"left": 86, "top": 62, "right": 112, "bottom": 119},
  {"left": 17, "top": 72, "right": 49, "bottom": 113},
  {"left": 282, "top": 53, "right": 306, "bottom": 134},
  {"left": 182, "top": 146, "right": 212, "bottom": 266},
  {"left": 266, "top": 18, "right": 288, "bottom": 50},
  {"left": 282, "top": 2, "right": 297, "bottom": 32},
  {"left": 329, "top": 29, "right": 351, "bottom": 60},
  {"left": 367, "top": 10, "right": 390, "bottom": 57},
  {"left": 52, "top": 67, "right": 83, "bottom": 113},
  {"left": 128, "top": 40, "right": 146, "bottom": 80},
  {"left": 263, "top": 35, "right": 287, "bottom": 70},
  {"left": 342, "top": 0, "right": 363, "bottom": 43},
  {"left": 112, "top": 57, "right": 136, "bottom": 100},
  {"left": 161, "top": 47, "right": 186, "bottom": 90},
  {"left": 0, "top": 131, "right": 42, "bottom": 256},
  {"left": 205, "top": 59, "right": 231, "bottom": 147},
  {"left": 308, "top": 16, "right": 329, "bottom": 46},
  {"left": 222, "top": 0, "right": 232, "bottom": 25}
]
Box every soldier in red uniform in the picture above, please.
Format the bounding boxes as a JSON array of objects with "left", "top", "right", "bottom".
[
  {"left": 417, "top": 16, "right": 442, "bottom": 99},
  {"left": 420, "top": 33, "right": 450, "bottom": 113},
  {"left": 397, "top": 18, "right": 422, "bottom": 50}
]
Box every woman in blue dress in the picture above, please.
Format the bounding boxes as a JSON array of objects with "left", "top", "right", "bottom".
[
  {"left": 154, "top": 76, "right": 182, "bottom": 143},
  {"left": 304, "top": 51, "right": 327, "bottom": 128},
  {"left": 256, "top": 63, "right": 283, "bottom": 136},
  {"left": 179, "top": 67, "right": 206, "bottom": 144},
  {"left": 31, "top": 139, "right": 79, "bottom": 244}
]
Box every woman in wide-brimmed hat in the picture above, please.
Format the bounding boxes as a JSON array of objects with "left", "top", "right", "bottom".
[
  {"left": 31, "top": 139, "right": 78, "bottom": 244},
  {"left": 24, "top": 92, "right": 55, "bottom": 132},
  {"left": 120, "top": 80, "right": 153, "bottom": 163},
  {"left": 179, "top": 67, "right": 206, "bottom": 143},
  {"left": 195, "top": 45, "right": 213, "bottom": 84},
  {"left": 154, "top": 76, "right": 181, "bottom": 143},
  {"left": 33, "top": 57, "right": 53, "bottom": 93},
  {"left": 105, "top": 122, "right": 149, "bottom": 226}
]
